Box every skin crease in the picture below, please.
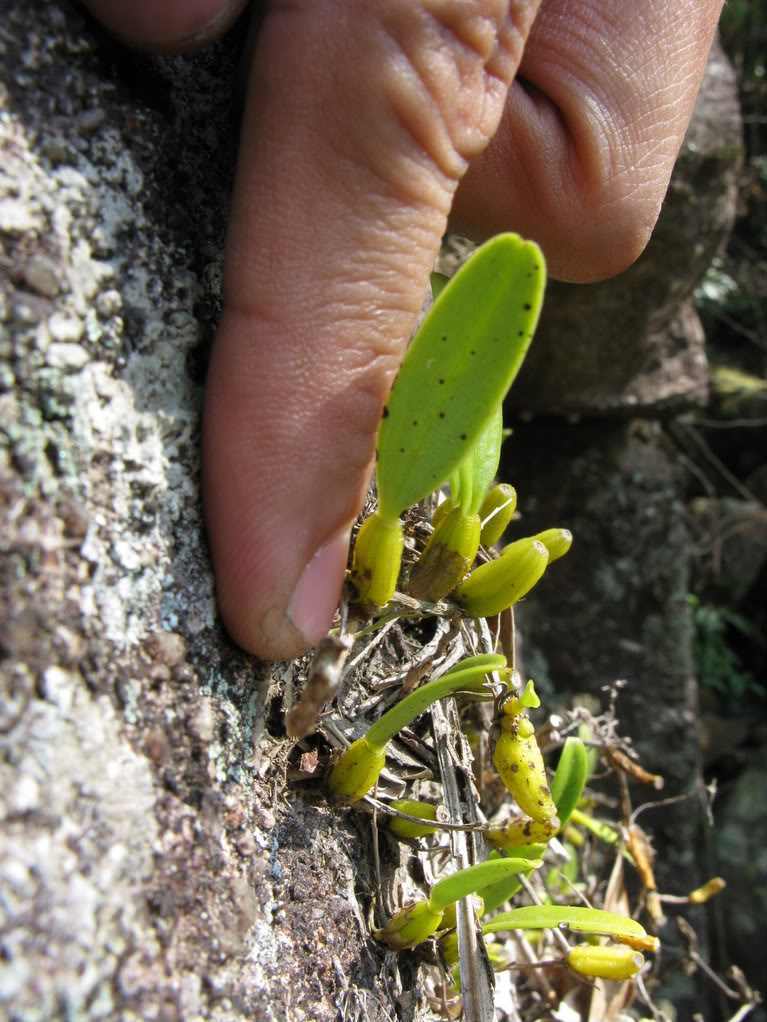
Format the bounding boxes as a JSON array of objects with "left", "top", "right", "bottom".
[{"left": 84, "top": 0, "right": 724, "bottom": 660}]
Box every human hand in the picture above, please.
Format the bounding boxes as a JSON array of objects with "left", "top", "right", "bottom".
[{"left": 84, "top": 0, "right": 723, "bottom": 660}]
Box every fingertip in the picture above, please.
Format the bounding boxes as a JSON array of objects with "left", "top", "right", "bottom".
[
  {"left": 215, "top": 526, "right": 352, "bottom": 662},
  {"left": 202, "top": 307, "right": 370, "bottom": 662},
  {"left": 203, "top": 1, "right": 541, "bottom": 658}
]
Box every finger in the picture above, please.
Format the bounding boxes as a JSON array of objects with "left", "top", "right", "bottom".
[
  {"left": 204, "top": 1, "right": 542, "bottom": 659},
  {"left": 451, "top": 0, "right": 724, "bottom": 282},
  {"left": 81, "top": 0, "right": 249, "bottom": 51}
]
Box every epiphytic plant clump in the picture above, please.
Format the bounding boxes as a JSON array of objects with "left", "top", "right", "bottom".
[
  {"left": 285, "top": 235, "right": 733, "bottom": 1020},
  {"left": 351, "top": 233, "right": 548, "bottom": 609}
]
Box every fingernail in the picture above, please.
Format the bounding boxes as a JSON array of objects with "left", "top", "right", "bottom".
[{"left": 287, "top": 527, "right": 351, "bottom": 646}]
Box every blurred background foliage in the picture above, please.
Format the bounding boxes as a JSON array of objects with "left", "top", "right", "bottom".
[{"left": 690, "top": 3, "right": 767, "bottom": 745}]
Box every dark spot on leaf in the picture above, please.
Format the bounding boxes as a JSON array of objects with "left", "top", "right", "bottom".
[
  {"left": 460, "top": 433, "right": 467, "bottom": 441},
  {"left": 510, "top": 763, "right": 519, "bottom": 773},
  {"left": 412, "top": 419, "right": 418, "bottom": 426},
  {"left": 441, "top": 335, "right": 447, "bottom": 342},
  {"left": 470, "top": 349, "right": 476, "bottom": 356},
  {"left": 517, "top": 330, "right": 524, "bottom": 337},
  {"left": 382, "top": 406, "right": 389, "bottom": 418},
  {"left": 400, "top": 448, "right": 405, "bottom": 454},
  {"left": 438, "top": 378, "right": 445, "bottom": 385},
  {"left": 439, "top": 412, "right": 445, "bottom": 419},
  {"left": 523, "top": 303, "right": 531, "bottom": 311}
]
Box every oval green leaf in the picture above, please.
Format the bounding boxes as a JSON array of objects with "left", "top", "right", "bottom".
[{"left": 376, "top": 234, "right": 546, "bottom": 519}]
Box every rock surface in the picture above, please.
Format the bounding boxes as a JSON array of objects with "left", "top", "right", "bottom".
[{"left": 0, "top": 5, "right": 400, "bottom": 1019}]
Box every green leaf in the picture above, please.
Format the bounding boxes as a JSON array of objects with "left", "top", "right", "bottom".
[
  {"left": 376, "top": 234, "right": 546, "bottom": 519},
  {"left": 429, "top": 857, "right": 541, "bottom": 911},
  {"left": 480, "top": 848, "right": 547, "bottom": 914},
  {"left": 451, "top": 405, "right": 504, "bottom": 516},
  {"left": 330, "top": 654, "right": 505, "bottom": 801},
  {"left": 482, "top": 905, "right": 653, "bottom": 946},
  {"left": 442, "top": 652, "right": 508, "bottom": 677},
  {"left": 551, "top": 737, "right": 589, "bottom": 828},
  {"left": 365, "top": 653, "right": 505, "bottom": 749},
  {"left": 451, "top": 455, "right": 475, "bottom": 517}
]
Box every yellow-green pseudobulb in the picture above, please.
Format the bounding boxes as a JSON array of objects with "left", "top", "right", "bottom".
[
  {"left": 486, "top": 816, "right": 558, "bottom": 851},
  {"left": 373, "top": 900, "right": 445, "bottom": 951},
  {"left": 439, "top": 897, "right": 484, "bottom": 934},
  {"left": 440, "top": 928, "right": 460, "bottom": 966},
  {"left": 533, "top": 527, "right": 573, "bottom": 563},
  {"left": 494, "top": 692, "right": 558, "bottom": 824},
  {"left": 327, "top": 737, "right": 386, "bottom": 803},
  {"left": 431, "top": 497, "right": 455, "bottom": 534},
  {"left": 408, "top": 506, "right": 480, "bottom": 602},
  {"left": 350, "top": 511, "right": 404, "bottom": 608},
  {"left": 455, "top": 537, "right": 549, "bottom": 618},
  {"left": 479, "top": 483, "right": 517, "bottom": 547},
  {"left": 567, "top": 944, "right": 644, "bottom": 981},
  {"left": 388, "top": 800, "right": 440, "bottom": 840}
]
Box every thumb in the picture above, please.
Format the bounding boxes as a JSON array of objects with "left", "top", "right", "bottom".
[{"left": 204, "top": 1, "right": 540, "bottom": 660}]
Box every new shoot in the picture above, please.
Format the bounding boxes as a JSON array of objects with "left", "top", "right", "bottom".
[
  {"left": 328, "top": 653, "right": 505, "bottom": 802},
  {"left": 374, "top": 856, "right": 541, "bottom": 950}
]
